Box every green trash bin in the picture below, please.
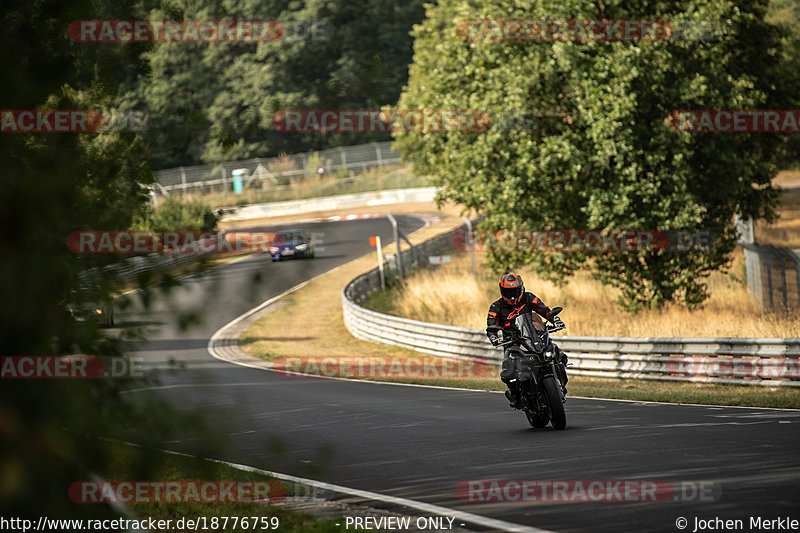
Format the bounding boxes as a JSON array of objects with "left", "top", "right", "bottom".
[{"left": 232, "top": 168, "right": 247, "bottom": 194}]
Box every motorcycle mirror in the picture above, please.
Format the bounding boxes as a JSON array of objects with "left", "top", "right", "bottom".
[{"left": 550, "top": 306, "right": 563, "bottom": 316}]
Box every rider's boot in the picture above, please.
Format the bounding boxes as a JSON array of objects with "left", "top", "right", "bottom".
[{"left": 504, "top": 385, "right": 522, "bottom": 409}]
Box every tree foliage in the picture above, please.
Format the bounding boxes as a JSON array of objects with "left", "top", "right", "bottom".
[
  {"left": 128, "top": 0, "right": 426, "bottom": 167},
  {"left": 396, "top": 0, "right": 797, "bottom": 309}
]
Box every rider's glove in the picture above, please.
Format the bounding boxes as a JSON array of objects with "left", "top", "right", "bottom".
[
  {"left": 488, "top": 334, "right": 500, "bottom": 346},
  {"left": 552, "top": 316, "right": 565, "bottom": 329}
]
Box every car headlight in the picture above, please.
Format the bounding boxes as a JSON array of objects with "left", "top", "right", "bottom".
[
  {"left": 270, "top": 246, "right": 280, "bottom": 253},
  {"left": 296, "top": 243, "right": 308, "bottom": 251},
  {"left": 95, "top": 308, "right": 104, "bottom": 315}
]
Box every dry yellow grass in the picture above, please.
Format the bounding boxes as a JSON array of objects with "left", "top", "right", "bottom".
[{"left": 381, "top": 250, "right": 800, "bottom": 338}]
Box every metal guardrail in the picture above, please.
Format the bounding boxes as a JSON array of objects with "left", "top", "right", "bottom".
[
  {"left": 80, "top": 252, "right": 202, "bottom": 287},
  {"left": 342, "top": 224, "right": 800, "bottom": 387},
  {"left": 78, "top": 234, "right": 230, "bottom": 287}
]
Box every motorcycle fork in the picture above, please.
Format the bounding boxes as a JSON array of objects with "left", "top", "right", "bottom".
[{"left": 542, "top": 361, "right": 566, "bottom": 402}]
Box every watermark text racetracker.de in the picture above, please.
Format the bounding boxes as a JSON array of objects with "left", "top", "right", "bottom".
[
  {"left": 69, "top": 19, "right": 284, "bottom": 42},
  {"left": 68, "top": 19, "right": 332, "bottom": 43},
  {"left": 70, "top": 480, "right": 287, "bottom": 504},
  {"left": 1, "top": 109, "right": 149, "bottom": 133},
  {"left": 272, "top": 356, "right": 496, "bottom": 380},
  {"left": 1, "top": 356, "right": 143, "bottom": 379},
  {"left": 666, "top": 357, "right": 800, "bottom": 380},
  {"left": 458, "top": 479, "right": 721, "bottom": 503},
  {"left": 452, "top": 229, "right": 717, "bottom": 254},
  {"left": 66, "top": 230, "right": 300, "bottom": 254},
  {"left": 456, "top": 18, "right": 722, "bottom": 42},
  {"left": 1, "top": 110, "right": 102, "bottom": 133},
  {"left": 273, "top": 109, "right": 491, "bottom": 133},
  {"left": 667, "top": 110, "right": 800, "bottom": 133}
]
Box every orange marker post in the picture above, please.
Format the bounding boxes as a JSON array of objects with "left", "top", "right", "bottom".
[{"left": 369, "top": 235, "right": 385, "bottom": 289}]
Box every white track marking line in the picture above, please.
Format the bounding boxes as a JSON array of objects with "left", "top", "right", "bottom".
[
  {"left": 108, "top": 439, "right": 552, "bottom": 533},
  {"left": 565, "top": 395, "right": 800, "bottom": 411}
]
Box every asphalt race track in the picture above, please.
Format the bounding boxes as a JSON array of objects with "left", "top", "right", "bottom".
[{"left": 117, "top": 215, "right": 800, "bottom": 533}]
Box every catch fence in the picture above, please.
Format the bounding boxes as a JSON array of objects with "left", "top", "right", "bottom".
[
  {"left": 742, "top": 244, "right": 800, "bottom": 310},
  {"left": 154, "top": 142, "right": 401, "bottom": 195}
]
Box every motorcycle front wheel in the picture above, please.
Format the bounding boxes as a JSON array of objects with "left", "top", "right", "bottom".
[
  {"left": 525, "top": 410, "right": 548, "bottom": 428},
  {"left": 542, "top": 376, "right": 567, "bottom": 430}
]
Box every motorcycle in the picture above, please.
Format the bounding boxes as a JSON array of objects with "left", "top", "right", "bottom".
[{"left": 488, "top": 307, "right": 568, "bottom": 430}]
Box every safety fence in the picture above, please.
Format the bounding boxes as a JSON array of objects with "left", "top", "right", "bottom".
[
  {"left": 154, "top": 142, "right": 401, "bottom": 195},
  {"left": 342, "top": 224, "right": 800, "bottom": 387},
  {"left": 742, "top": 244, "right": 800, "bottom": 310}
]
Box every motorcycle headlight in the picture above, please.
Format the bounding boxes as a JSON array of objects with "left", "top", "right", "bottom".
[{"left": 544, "top": 351, "right": 554, "bottom": 360}]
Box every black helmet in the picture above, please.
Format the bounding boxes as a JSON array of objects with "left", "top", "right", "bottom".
[{"left": 499, "top": 273, "right": 524, "bottom": 304}]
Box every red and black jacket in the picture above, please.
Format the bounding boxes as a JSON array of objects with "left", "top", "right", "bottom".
[{"left": 486, "top": 292, "right": 553, "bottom": 337}]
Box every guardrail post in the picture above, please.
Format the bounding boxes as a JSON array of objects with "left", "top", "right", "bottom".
[
  {"left": 221, "top": 167, "right": 227, "bottom": 204},
  {"left": 387, "top": 213, "right": 403, "bottom": 279},
  {"left": 780, "top": 250, "right": 788, "bottom": 310},
  {"left": 461, "top": 216, "right": 477, "bottom": 276},
  {"left": 778, "top": 246, "right": 800, "bottom": 309},
  {"left": 792, "top": 249, "right": 800, "bottom": 308},
  {"left": 743, "top": 245, "right": 760, "bottom": 305},
  {"left": 765, "top": 250, "right": 774, "bottom": 309}
]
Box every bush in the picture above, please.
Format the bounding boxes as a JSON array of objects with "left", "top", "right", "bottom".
[{"left": 138, "top": 196, "right": 219, "bottom": 232}]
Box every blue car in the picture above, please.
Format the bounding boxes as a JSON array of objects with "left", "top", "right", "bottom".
[{"left": 270, "top": 229, "right": 315, "bottom": 261}]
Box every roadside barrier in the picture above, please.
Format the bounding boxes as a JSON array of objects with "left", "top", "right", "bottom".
[{"left": 342, "top": 223, "right": 800, "bottom": 387}]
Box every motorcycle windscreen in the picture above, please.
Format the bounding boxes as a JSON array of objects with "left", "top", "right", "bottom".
[{"left": 514, "top": 312, "right": 546, "bottom": 351}]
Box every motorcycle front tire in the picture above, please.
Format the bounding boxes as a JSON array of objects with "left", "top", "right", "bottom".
[
  {"left": 542, "top": 376, "right": 567, "bottom": 430},
  {"left": 525, "top": 410, "right": 549, "bottom": 428}
]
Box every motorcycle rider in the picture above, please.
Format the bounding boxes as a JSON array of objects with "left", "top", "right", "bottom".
[{"left": 486, "top": 273, "right": 569, "bottom": 408}]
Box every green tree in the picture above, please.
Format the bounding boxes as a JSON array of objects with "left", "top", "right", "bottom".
[
  {"left": 767, "top": 0, "right": 800, "bottom": 168},
  {"left": 1, "top": 0, "right": 206, "bottom": 519},
  {"left": 396, "top": 0, "right": 796, "bottom": 309},
  {"left": 129, "top": 0, "right": 426, "bottom": 167}
]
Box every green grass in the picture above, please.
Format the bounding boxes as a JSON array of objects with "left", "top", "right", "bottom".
[
  {"left": 568, "top": 376, "right": 800, "bottom": 408},
  {"left": 346, "top": 375, "right": 800, "bottom": 408},
  {"left": 97, "top": 441, "right": 348, "bottom": 533}
]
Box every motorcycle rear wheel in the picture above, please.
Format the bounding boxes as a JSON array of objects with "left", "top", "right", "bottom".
[{"left": 542, "top": 376, "right": 567, "bottom": 430}]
